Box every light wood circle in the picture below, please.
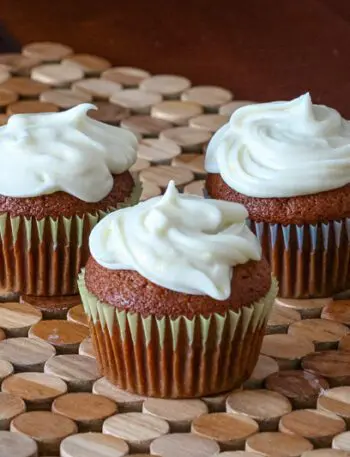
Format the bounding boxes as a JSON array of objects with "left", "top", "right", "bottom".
[
  {"left": 130, "top": 158, "right": 151, "bottom": 175},
  {"left": 0, "top": 430, "right": 38, "bottom": 457},
  {"left": 275, "top": 298, "right": 332, "bottom": 319},
  {"left": 140, "top": 75, "right": 191, "bottom": 98},
  {"left": 321, "top": 300, "right": 350, "bottom": 326},
  {"left": 93, "top": 377, "right": 145, "bottom": 413},
  {"left": 302, "top": 351, "right": 350, "bottom": 387},
  {"left": 142, "top": 398, "right": 208, "bottom": 432},
  {"left": 78, "top": 337, "right": 95, "bottom": 358},
  {"left": 151, "top": 432, "right": 220, "bottom": 457},
  {"left": 302, "top": 450, "right": 350, "bottom": 457},
  {"left": 160, "top": 126, "right": 211, "bottom": 151},
  {"left": 44, "top": 354, "right": 99, "bottom": 392},
  {"left": 29, "top": 320, "right": 89, "bottom": 354},
  {"left": 60, "top": 432, "right": 129, "bottom": 457},
  {"left": 184, "top": 180, "right": 205, "bottom": 197},
  {"left": 0, "top": 337, "right": 55, "bottom": 372},
  {"left": 267, "top": 303, "right": 301, "bottom": 334},
  {"left": 40, "top": 89, "right": 92, "bottom": 108},
  {"left": 0, "top": 53, "right": 41, "bottom": 75},
  {"left": 2, "top": 372, "right": 67, "bottom": 410},
  {"left": 20, "top": 295, "right": 81, "bottom": 320},
  {"left": 333, "top": 431, "right": 350, "bottom": 451},
  {"left": 103, "top": 412, "right": 169, "bottom": 453},
  {"left": 339, "top": 335, "right": 350, "bottom": 352},
  {"left": 219, "top": 100, "right": 256, "bottom": 115},
  {"left": 110, "top": 89, "right": 162, "bottom": 114},
  {"left": 244, "top": 354, "right": 279, "bottom": 389},
  {"left": 10, "top": 410, "right": 77, "bottom": 455},
  {"left": 191, "top": 412, "right": 259, "bottom": 451},
  {"left": 189, "top": 113, "right": 229, "bottom": 132},
  {"left": 22, "top": 42, "right": 73, "bottom": 62},
  {"left": 318, "top": 386, "right": 350, "bottom": 426},
  {"left": 0, "top": 70, "right": 10, "bottom": 85},
  {"left": 31, "top": 64, "right": 83, "bottom": 87},
  {"left": 140, "top": 165, "right": 194, "bottom": 189},
  {"left": 72, "top": 78, "right": 122, "bottom": 99},
  {"left": 52, "top": 392, "right": 117, "bottom": 432},
  {"left": 137, "top": 138, "right": 181, "bottom": 164},
  {"left": 288, "top": 319, "right": 349, "bottom": 350},
  {"left": 245, "top": 431, "right": 313, "bottom": 456},
  {"left": 226, "top": 389, "right": 292, "bottom": 431},
  {"left": 218, "top": 452, "right": 266, "bottom": 457},
  {"left": 151, "top": 100, "right": 203, "bottom": 125},
  {"left": 279, "top": 409, "right": 346, "bottom": 448},
  {"left": 121, "top": 115, "right": 172, "bottom": 137},
  {"left": 0, "top": 88, "right": 18, "bottom": 107},
  {"left": 67, "top": 305, "right": 89, "bottom": 327},
  {"left": 0, "top": 360, "right": 14, "bottom": 383},
  {"left": 0, "top": 77, "right": 50, "bottom": 97},
  {"left": 87, "top": 101, "right": 130, "bottom": 125},
  {"left": 102, "top": 66, "right": 151, "bottom": 87},
  {"left": 181, "top": 85, "right": 233, "bottom": 111},
  {"left": 261, "top": 334, "right": 314, "bottom": 370},
  {"left": 0, "top": 302, "right": 42, "bottom": 338},
  {"left": 171, "top": 153, "right": 206, "bottom": 177},
  {"left": 62, "top": 54, "right": 111, "bottom": 75},
  {"left": 265, "top": 370, "right": 329, "bottom": 409},
  {"left": 0, "top": 392, "right": 26, "bottom": 430},
  {"left": 140, "top": 182, "right": 162, "bottom": 201},
  {"left": 6, "top": 100, "right": 58, "bottom": 115}
]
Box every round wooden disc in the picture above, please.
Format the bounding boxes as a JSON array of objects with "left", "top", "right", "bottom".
[
  {"left": 0, "top": 88, "right": 18, "bottom": 107},
  {"left": 333, "top": 431, "right": 350, "bottom": 451},
  {"left": 28, "top": 320, "right": 89, "bottom": 354},
  {"left": 60, "top": 432, "right": 129, "bottom": 457},
  {"left": 140, "top": 182, "right": 162, "bottom": 201},
  {"left": 44, "top": 354, "right": 99, "bottom": 392},
  {"left": 0, "top": 76, "right": 50, "bottom": 98},
  {"left": 142, "top": 398, "right": 208, "bottom": 433},
  {"left": 191, "top": 412, "right": 259, "bottom": 451},
  {"left": 275, "top": 297, "right": 332, "bottom": 319},
  {"left": 7, "top": 100, "right": 59, "bottom": 115},
  {"left": 216, "top": 452, "right": 263, "bottom": 456},
  {"left": 321, "top": 300, "right": 350, "bottom": 326},
  {"left": 0, "top": 70, "right": 10, "bottom": 85},
  {"left": 226, "top": 389, "right": 292, "bottom": 431},
  {"left": 140, "top": 165, "right": 194, "bottom": 189},
  {"left": 171, "top": 153, "right": 206, "bottom": 177},
  {"left": 245, "top": 432, "right": 313, "bottom": 456},
  {"left": 102, "top": 67, "right": 151, "bottom": 87},
  {"left": 87, "top": 101, "right": 130, "bottom": 125},
  {"left": 184, "top": 180, "right": 205, "bottom": 197},
  {"left": 103, "top": 412, "right": 169, "bottom": 453},
  {"left": 339, "top": 335, "right": 350, "bottom": 352},
  {"left": 140, "top": 75, "right": 191, "bottom": 98},
  {"left": 318, "top": 386, "right": 350, "bottom": 426},
  {"left": 110, "top": 89, "right": 162, "bottom": 114},
  {"left": 288, "top": 319, "right": 349, "bottom": 350},
  {"left": 1, "top": 372, "right": 67, "bottom": 410},
  {"left": 130, "top": 158, "right": 151, "bottom": 175},
  {"left": 279, "top": 409, "right": 346, "bottom": 448},
  {"left": 181, "top": 86, "right": 233, "bottom": 111},
  {"left": 265, "top": 370, "right": 329, "bottom": 409},
  {"left": 62, "top": 54, "right": 111, "bottom": 75},
  {"left": 78, "top": 338, "right": 95, "bottom": 358},
  {"left": 93, "top": 377, "right": 145, "bottom": 413},
  {"left": 200, "top": 393, "right": 228, "bottom": 413},
  {"left": 302, "top": 451, "right": 350, "bottom": 457},
  {"left": 150, "top": 432, "right": 220, "bottom": 457},
  {"left": 120, "top": 115, "right": 172, "bottom": 137},
  {"left": 10, "top": 411, "right": 77, "bottom": 455},
  {"left": 22, "top": 42, "right": 73, "bottom": 62},
  {"left": 160, "top": 126, "right": 211, "bottom": 151},
  {"left": 21, "top": 295, "right": 81, "bottom": 320},
  {"left": 0, "top": 360, "right": 14, "bottom": 383},
  {"left": 40, "top": 89, "right": 92, "bottom": 108},
  {"left": 189, "top": 114, "right": 229, "bottom": 132},
  {"left": 302, "top": 351, "right": 350, "bottom": 387},
  {"left": 0, "top": 430, "right": 38, "bottom": 457},
  {"left": 0, "top": 302, "right": 42, "bottom": 338},
  {"left": 52, "top": 392, "right": 117, "bottom": 432},
  {"left": 219, "top": 100, "right": 256, "bottom": 116},
  {"left": 266, "top": 303, "right": 301, "bottom": 334},
  {"left": 137, "top": 138, "right": 181, "bottom": 164},
  {"left": 0, "top": 337, "right": 55, "bottom": 372},
  {"left": 67, "top": 305, "right": 88, "bottom": 328},
  {"left": 244, "top": 354, "right": 279, "bottom": 389},
  {"left": 151, "top": 101, "right": 203, "bottom": 125},
  {"left": 261, "top": 334, "right": 314, "bottom": 370},
  {"left": 0, "top": 392, "right": 26, "bottom": 430},
  {"left": 72, "top": 78, "right": 122, "bottom": 99},
  {"left": 31, "top": 64, "right": 83, "bottom": 87},
  {"left": 0, "top": 53, "right": 41, "bottom": 75}
]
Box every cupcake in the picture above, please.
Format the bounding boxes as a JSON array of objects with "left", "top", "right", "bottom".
[
  {"left": 205, "top": 93, "right": 350, "bottom": 298},
  {"left": 78, "top": 181, "right": 277, "bottom": 398},
  {"left": 0, "top": 103, "right": 140, "bottom": 297}
]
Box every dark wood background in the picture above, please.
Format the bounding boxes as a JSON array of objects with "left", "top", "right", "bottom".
[{"left": 2, "top": 0, "right": 350, "bottom": 115}]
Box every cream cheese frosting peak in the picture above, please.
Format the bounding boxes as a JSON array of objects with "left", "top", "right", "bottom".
[
  {"left": 89, "top": 181, "right": 262, "bottom": 300},
  {"left": 0, "top": 103, "right": 138, "bottom": 202},
  {"left": 205, "top": 93, "right": 350, "bottom": 198}
]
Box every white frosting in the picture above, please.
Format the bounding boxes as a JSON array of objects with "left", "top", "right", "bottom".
[
  {"left": 0, "top": 104, "right": 138, "bottom": 202},
  {"left": 89, "top": 181, "right": 262, "bottom": 300},
  {"left": 205, "top": 93, "right": 350, "bottom": 198}
]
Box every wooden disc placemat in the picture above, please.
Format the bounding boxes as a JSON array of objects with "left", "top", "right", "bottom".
[
  {"left": 245, "top": 431, "right": 313, "bottom": 456},
  {"left": 150, "top": 432, "right": 220, "bottom": 457},
  {"left": 79, "top": 337, "right": 95, "bottom": 358},
  {"left": 102, "top": 66, "right": 151, "bottom": 86},
  {"left": 317, "top": 386, "right": 350, "bottom": 426},
  {"left": 0, "top": 392, "right": 26, "bottom": 430},
  {"left": 93, "top": 377, "right": 145, "bottom": 413},
  {"left": 322, "top": 300, "right": 350, "bottom": 326},
  {"left": 181, "top": 85, "right": 233, "bottom": 111},
  {"left": 60, "top": 432, "right": 129, "bottom": 457},
  {"left": 267, "top": 303, "right": 301, "bottom": 334},
  {"left": 302, "top": 351, "right": 350, "bottom": 387},
  {"left": 275, "top": 298, "right": 332, "bottom": 319},
  {"left": 0, "top": 301, "right": 42, "bottom": 338},
  {"left": 0, "top": 53, "right": 41, "bottom": 75},
  {"left": 137, "top": 138, "right": 181, "bottom": 164},
  {"left": 72, "top": 78, "right": 122, "bottom": 99},
  {"left": 159, "top": 126, "right": 211, "bottom": 150},
  {"left": 110, "top": 89, "right": 162, "bottom": 114},
  {"left": 0, "top": 430, "right": 38, "bottom": 457},
  {"left": 151, "top": 100, "right": 203, "bottom": 125},
  {"left": 40, "top": 88, "right": 92, "bottom": 108},
  {"left": 139, "top": 75, "right": 191, "bottom": 98},
  {"left": 67, "top": 305, "right": 89, "bottom": 327},
  {"left": 31, "top": 63, "right": 83, "bottom": 86},
  {"left": 22, "top": 42, "right": 73, "bottom": 62},
  {"left": 62, "top": 54, "right": 112, "bottom": 75}
]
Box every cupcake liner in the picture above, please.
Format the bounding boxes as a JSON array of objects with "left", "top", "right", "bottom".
[
  {"left": 248, "top": 218, "right": 350, "bottom": 298},
  {"left": 78, "top": 271, "right": 277, "bottom": 398},
  {"left": 0, "top": 182, "right": 141, "bottom": 296}
]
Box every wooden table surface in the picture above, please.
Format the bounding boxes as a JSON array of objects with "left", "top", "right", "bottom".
[{"left": 2, "top": 0, "right": 350, "bottom": 115}]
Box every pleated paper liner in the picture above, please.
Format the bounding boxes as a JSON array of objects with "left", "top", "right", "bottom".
[
  {"left": 78, "top": 271, "right": 277, "bottom": 398},
  {"left": 0, "top": 182, "right": 141, "bottom": 297},
  {"left": 249, "top": 218, "right": 350, "bottom": 299}
]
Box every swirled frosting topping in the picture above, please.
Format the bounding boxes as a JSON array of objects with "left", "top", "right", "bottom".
[
  {"left": 89, "top": 181, "right": 261, "bottom": 299},
  {"left": 0, "top": 103, "right": 138, "bottom": 202},
  {"left": 205, "top": 93, "right": 350, "bottom": 197}
]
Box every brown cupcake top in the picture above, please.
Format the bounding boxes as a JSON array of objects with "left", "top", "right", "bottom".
[
  {"left": 206, "top": 173, "right": 350, "bottom": 225},
  {"left": 0, "top": 171, "right": 135, "bottom": 219},
  {"left": 84, "top": 256, "right": 272, "bottom": 319}
]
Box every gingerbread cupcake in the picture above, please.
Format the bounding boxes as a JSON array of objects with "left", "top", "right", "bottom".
[
  {"left": 0, "top": 103, "right": 140, "bottom": 297},
  {"left": 205, "top": 93, "right": 350, "bottom": 298},
  {"left": 78, "top": 181, "right": 277, "bottom": 398}
]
